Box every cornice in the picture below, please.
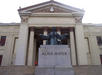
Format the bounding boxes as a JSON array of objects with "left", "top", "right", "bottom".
[{"left": 0, "top": 23, "right": 20, "bottom": 26}]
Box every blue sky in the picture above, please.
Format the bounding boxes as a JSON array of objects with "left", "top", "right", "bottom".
[{"left": 0, "top": 0, "right": 102, "bottom": 23}]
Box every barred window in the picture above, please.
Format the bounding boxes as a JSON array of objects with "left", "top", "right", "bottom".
[
  {"left": 100, "top": 55, "right": 102, "bottom": 64},
  {"left": 0, "top": 55, "right": 3, "bottom": 66},
  {"left": 97, "top": 36, "right": 102, "bottom": 46},
  {"left": 0, "top": 36, "right": 6, "bottom": 46}
]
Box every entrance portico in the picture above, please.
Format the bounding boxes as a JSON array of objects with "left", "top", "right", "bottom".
[
  {"left": 15, "top": 23, "right": 85, "bottom": 66},
  {"left": 15, "top": 0, "right": 100, "bottom": 66}
]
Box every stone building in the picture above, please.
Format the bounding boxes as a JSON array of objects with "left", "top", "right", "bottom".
[{"left": 0, "top": 0, "right": 102, "bottom": 66}]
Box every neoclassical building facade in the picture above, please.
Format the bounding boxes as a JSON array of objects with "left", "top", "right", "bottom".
[{"left": 0, "top": 0, "right": 102, "bottom": 66}]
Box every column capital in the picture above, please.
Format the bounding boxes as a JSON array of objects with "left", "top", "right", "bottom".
[
  {"left": 75, "top": 16, "right": 82, "bottom": 23},
  {"left": 21, "top": 16, "right": 29, "bottom": 23}
]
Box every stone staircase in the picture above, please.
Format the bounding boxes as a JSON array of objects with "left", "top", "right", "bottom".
[
  {"left": 74, "top": 65, "right": 102, "bottom": 75},
  {"left": 0, "top": 66, "right": 102, "bottom": 75},
  {"left": 0, "top": 66, "right": 35, "bottom": 75}
]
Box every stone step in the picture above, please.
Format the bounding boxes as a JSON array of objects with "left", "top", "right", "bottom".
[
  {"left": 35, "top": 67, "right": 74, "bottom": 75},
  {"left": 0, "top": 66, "right": 102, "bottom": 75},
  {"left": 0, "top": 66, "right": 35, "bottom": 75},
  {"left": 74, "top": 65, "right": 102, "bottom": 75}
]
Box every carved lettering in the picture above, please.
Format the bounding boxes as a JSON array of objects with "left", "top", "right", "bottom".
[{"left": 42, "top": 52, "right": 67, "bottom": 56}]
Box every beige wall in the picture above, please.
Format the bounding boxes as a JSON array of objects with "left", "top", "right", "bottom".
[
  {"left": 0, "top": 25, "right": 19, "bottom": 66},
  {"left": 84, "top": 25, "right": 102, "bottom": 65},
  {"left": 0, "top": 23, "right": 102, "bottom": 66}
]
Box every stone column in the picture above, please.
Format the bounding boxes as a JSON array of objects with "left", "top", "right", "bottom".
[
  {"left": 33, "top": 39, "right": 37, "bottom": 65},
  {"left": 12, "top": 38, "right": 19, "bottom": 65},
  {"left": 57, "top": 29, "right": 61, "bottom": 35},
  {"left": 88, "top": 35, "right": 101, "bottom": 65},
  {"left": 27, "top": 28, "right": 35, "bottom": 66},
  {"left": 57, "top": 28, "right": 62, "bottom": 45},
  {"left": 75, "top": 25, "right": 88, "bottom": 65},
  {"left": 70, "top": 28, "right": 76, "bottom": 65},
  {"left": 15, "top": 17, "right": 29, "bottom": 65},
  {"left": 43, "top": 29, "right": 47, "bottom": 45}
]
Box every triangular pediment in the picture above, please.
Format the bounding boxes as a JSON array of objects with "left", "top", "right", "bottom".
[
  {"left": 29, "top": 5, "right": 74, "bottom": 13},
  {"left": 18, "top": 0, "right": 84, "bottom": 14}
]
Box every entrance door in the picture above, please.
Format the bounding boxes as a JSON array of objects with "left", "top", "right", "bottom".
[{"left": 0, "top": 55, "right": 3, "bottom": 66}]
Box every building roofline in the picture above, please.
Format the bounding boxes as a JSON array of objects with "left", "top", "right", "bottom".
[
  {"left": 83, "top": 23, "right": 102, "bottom": 27},
  {"left": 0, "top": 23, "right": 20, "bottom": 26},
  {"left": 18, "top": 0, "right": 84, "bottom": 12}
]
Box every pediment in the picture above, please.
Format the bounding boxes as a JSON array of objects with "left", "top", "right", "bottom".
[
  {"left": 29, "top": 5, "right": 74, "bottom": 13},
  {"left": 18, "top": 1, "right": 84, "bottom": 14}
]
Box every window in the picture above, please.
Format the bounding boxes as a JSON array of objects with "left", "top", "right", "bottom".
[
  {"left": 0, "top": 55, "right": 3, "bottom": 66},
  {"left": 0, "top": 36, "right": 6, "bottom": 46},
  {"left": 100, "top": 55, "right": 102, "bottom": 64},
  {"left": 97, "top": 36, "right": 102, "bottom": 46}
]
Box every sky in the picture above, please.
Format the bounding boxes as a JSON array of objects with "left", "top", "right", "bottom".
[{"left": 0, "top": 0, "right": 102, "bottom": 24}]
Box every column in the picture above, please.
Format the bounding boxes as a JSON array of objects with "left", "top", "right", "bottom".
[
  {"left": 57, "top": 28, "right": 62, "bottom": 44},
  {"left": 88, "top": 35, "right": 101, "bottom": 65},
  {"left": 75, "top": 25, "right": 88, "bottom": 65},
  {"left": 15, "top": 17, "right": 29, "bottom": 65},
  {"left": 70, "top": 28, "right": 76, "bottom": 65},
  {"left": 34, "top": 39, "right": 37, "bottom": 66},
  {"left": 27, "top": 28, "right": 35, "bottom": 66},
  {"left": 12, "top": 38, "right": 19, "bottom": 65},
  {"left": 43, "top": 29, "right": 47, "bottom": 45},
  {"left": 57, "top": 29, "right": 61, "bottom": 35}
]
